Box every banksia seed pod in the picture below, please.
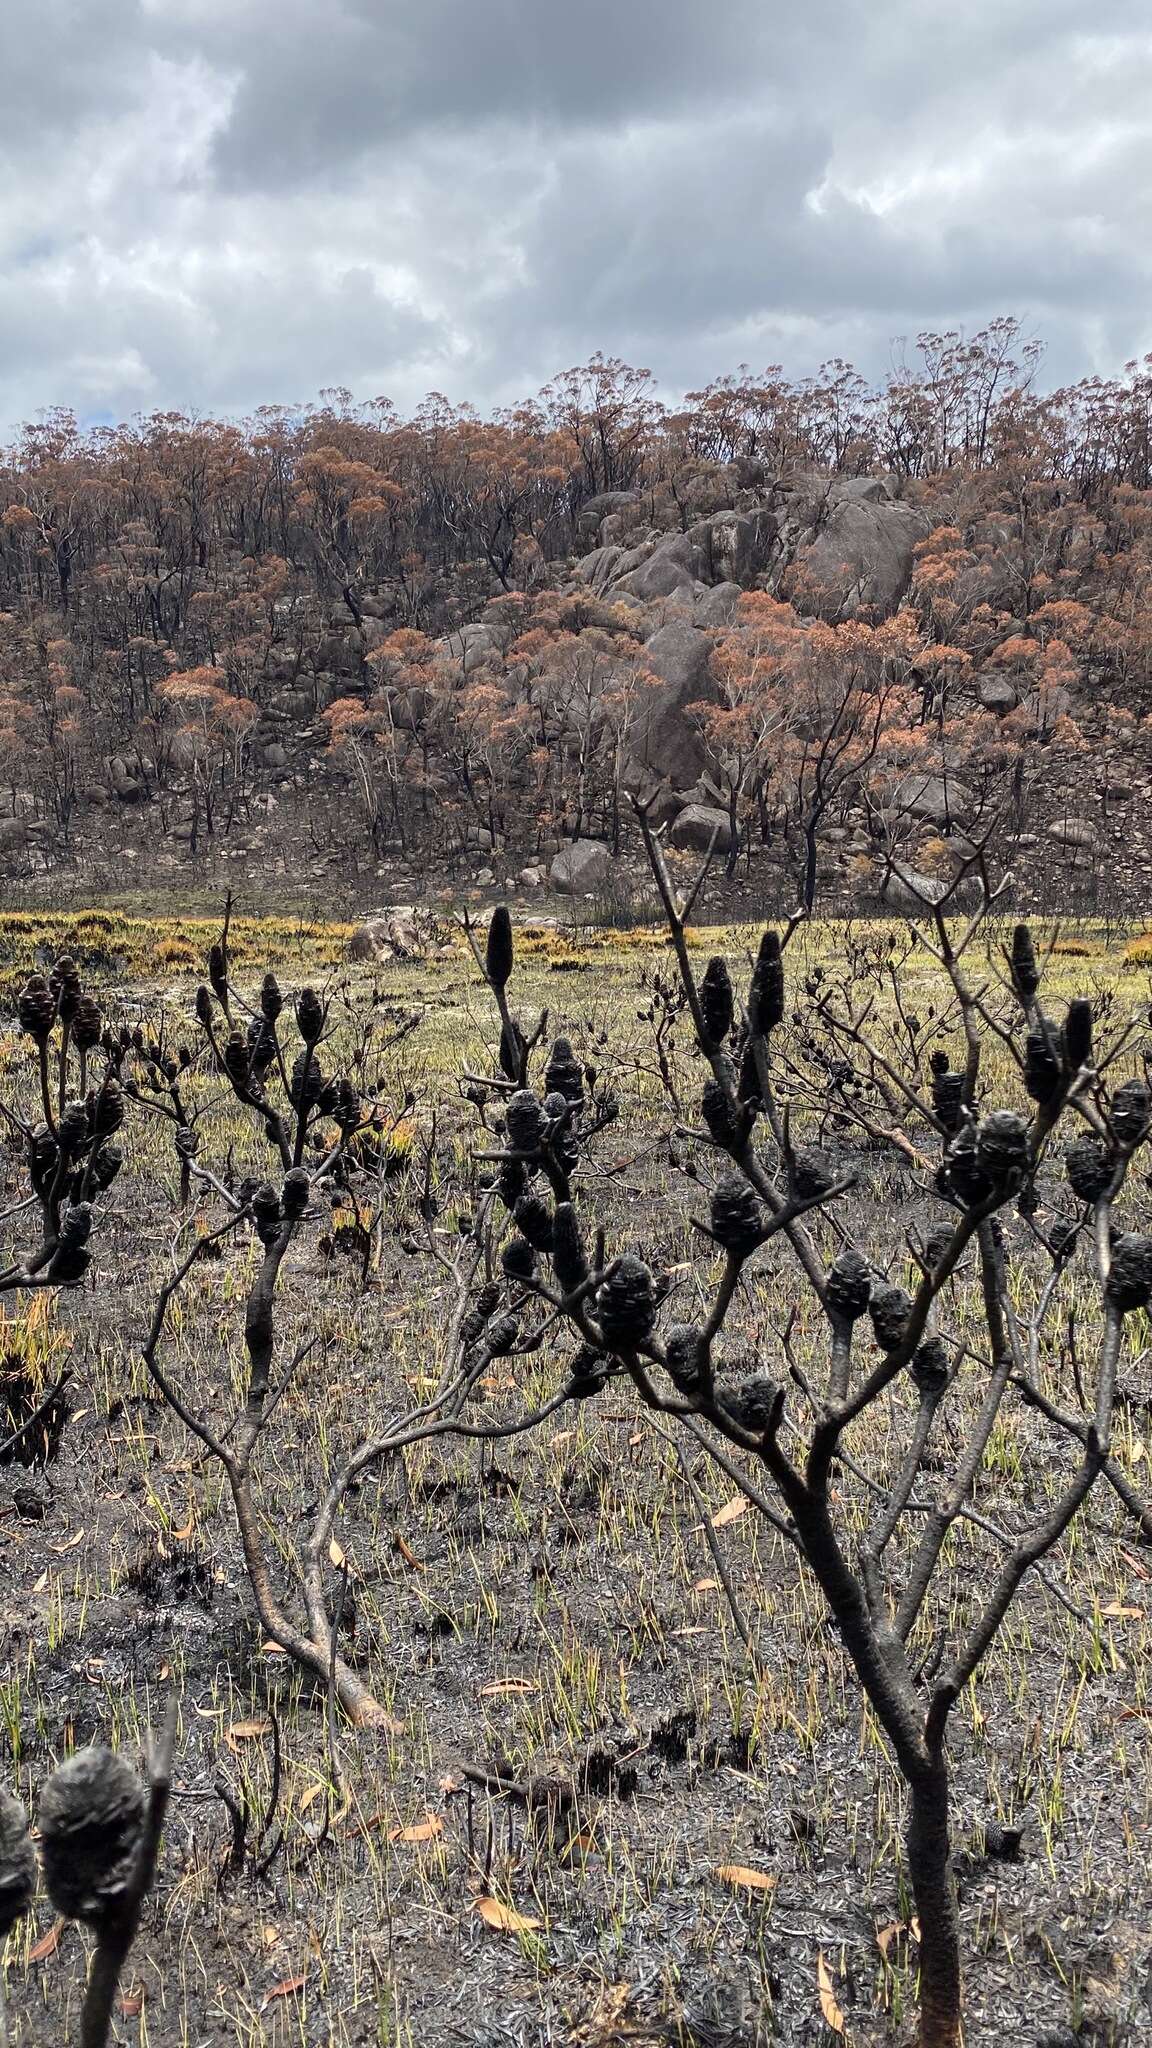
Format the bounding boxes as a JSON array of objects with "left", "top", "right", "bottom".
[
  {"left": 542, "top": 1090, "right": 571, "bottom": 1126},
  {"left": 18, "top": 974, "right": 55, "bottom": 1043},
  {"left": 1112, "top": 1078, "right": 1152, "bottom": 1148},
  {"left": 260, "top": 973, "right": 283, "bottom": 1024},
  {"left": 174, "top": 1124, "right": 200, "bottom": 1160},
  {"left": 512, "top": 1192, "right": 554, "bottom": 1252},
  {"left": 501, "top": 1235, "right": 536, "bottom": 1281},
  {"left": 194, "top": 984, "right": 214, "bottom": 1031},
  {"left": 1024, "top": 1020, "right": 1063, "bottom": 1106},
  {"left": 28, "top": 1125, "right": 58, "bottom": 1198},
  {"left": 1062, "top": 998, "right": 1094, "bottom": 1073},
  {"left": 942, "top": 1126, "right": 993, "bottom": 1208},
  {"left": 317, "top": 1078, "right": 340, "bottom": 1116},
  {"left": 281, "top": 1167, "right": 310, "bottom": 1220},
  {"left": 701, "top": 1079, "right": 745, "bottom": 1150},
  {"left": 86, "top": 1140, "right": 123, "bottom": 1195},
  {"left": 568, "top": 1345, "right": 611, "bottom": 1399},
  {"left": 290, "top": 1050, "right": 323, "bottom": 1111},
  {"left": 747, "top": 929, "right": 784, "bottom": 1036},
  {"left": 1107, "top": 1232, "right": 1152, "bottom": 1312},
  {"left": 505, "top": 1089, "right": 547, "bottom": 1154},
  {"left": 485, "top": 1313, "right": 520, "bottom": 1358},
  {"left": 550, "top": 1203, "right": 589, "bottom": 1293},
  {"left": 252, "top": 1182, "right": 282, "bottom": 1247},
  {"left": 1065, "top": 1135, "right": 1114, "bottom": 1203},
  {"left": 870, "top": 1283, "right": 912, "bottom": 1352},
  {"left": 700, "top": 957, "right": 734, "bottom": 1048},
  {"left": 90, "top": 1077, "right": 124, "bottom": 1139},
  {"left": 826, "top": 1247, "right": 872, "bottom": 1320},
  {"left": 461, "top": 1281, "right": 501, "bottom": 1348},
  {"left": 664, "top": 1323, "right": 704, "bottom": 1391},
  {"left": 931, "top": 1065, "right": 966, "bottom": 1134},
  {"left": 38, "top": 1746, "right": 145, "bottom": 1929},
  {"left": 223, "top": 1031, "right": 250, "bottom": 1088},
  {"left": 0, "top": 1787, "right": 35, "bottom": 1939},
  {"left": 51, "top": 956, "right": 82, "bottom": 1025},
  {"left": 793, "top": 1147, "right": 836, "bottom": 1200},
  {"left": 247, "top": 1017, "right": 276, "bottom": 1080},
  {"left": 208, "top": 942, "right": 229, "bottom": 1006},
  {"left": 486, "top": 905, "right": 514, "bottom": 991},
  {"left": 720, "top": 1372, "right": 778, "bottom": 1432},
  {"left": 596, "top": 1255, "right": 657, "bottom": 1350},
  {"left": 544, "top": 1037, "right": 584, "bottom": 1107},
  {"left": 496, "top": 1158, "right": 528, "bottom": 1209},
  {"left": 911, "top": 1335, "right": 950, "bottom": 1386},
  {"left": 1048, "top": 1220, "right": 1079, "bottom": 1264},
  {"left": 57, "top": 1099, "right": 90, "bottom": 1157},
  {"left": 72, "top": 994, "right": 102, "bottom": 1051},
  {"left": 1010, "top": 924, "right": 1040, "bottom": 1006},
  {"left": 975, "top": 1110, "right": 1030, "bottom": 1187},
  {"left": 334, "top": 1078, "right": 360, "bottom": 1131},
  {"left": 296, "top": 986, "right": 324, "bottom": 1047},
  {"left": 709, "top": 1172, "right": 764, "bottom": 1254}
]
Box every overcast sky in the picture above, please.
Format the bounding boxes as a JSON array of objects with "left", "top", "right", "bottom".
[{"left": 1, "top": 0, "right": 1149, "bottom": 435}]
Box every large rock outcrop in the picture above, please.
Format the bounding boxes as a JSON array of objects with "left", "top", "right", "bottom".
[{"left": 625, "top": 621, "right": 716, "bottom": 791}]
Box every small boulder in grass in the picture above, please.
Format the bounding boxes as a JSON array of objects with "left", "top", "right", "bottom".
[
  {"left": 0, "top": 1787, "right": 36, "bottom": 1939},
  {"left": 38, "top": 1747, "right": 145, "bottom": 1929}
]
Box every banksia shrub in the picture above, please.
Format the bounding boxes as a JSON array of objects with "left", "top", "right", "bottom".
[
  {"left": 870, "top": 1283, "right": 912, "bottom": 1352},
  {"left": 486, "top": 906, "right": 514, "bottom": 991},
  {"left": 544, "top": 1037, "right": 584, "bottom": 1107},
  {"left": 826, "top": 1247, "right": 872, "bottom": 1320},
  {"left": 747, "top": 930, "right": 784, "bottom": 1036},
  {"left": 550, "top": 1203, "right": 589, "bottom": 1293},
  {"left": 700, "top": 957, "right": 734, "bottom": 1048},
  {"left": 1010, "top": 924, "right": 1040, "bottom": 1005},
  {"left": 1024, "top": 1022, "right": 1063, "bottom": 1106},
  {"left": 38, "top": 1746, "right": 145, "bottom": 1929},
  {"left": 1106, "top": 1233, "right": 1152, "bottom": 1312},
  {"left": 1062, "top": 998, "right": 1094, "bottom": 1073},
  {"left": 596, "top": 1255, "right": 657, "bottom": 1350},
  {"left": 296, "top": 987, "right": 324, "bottom": 1047},
  {"left": 1112, "top": 1078, "right": 1152, "bottom": 1148},
  {"left": 0, "top": 1788, "right": 35, "bottom": 1940},
  {"left": 710, "top": 1173, "right": 764, "bottom": 1254},
  {"left": 1065, "top": 1136, "right": 1114, "bottom": 1203},
  {"left": 505, "top": 1089, "right": 547, "bottom": 1154},
  {"left": 18, "top": 975, "right": 55, "bottom": 1044}
]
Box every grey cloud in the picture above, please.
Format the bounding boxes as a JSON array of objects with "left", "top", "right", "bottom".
[{"left": 0, "top": 0, "right": 1149, "bottom": 434}]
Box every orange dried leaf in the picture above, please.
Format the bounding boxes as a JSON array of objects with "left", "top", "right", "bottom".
[
  {"left": 473, "top": 1898, "right": 543, "bottom": 1934},
  {"left": 817, "top": 1952, "right": 845, "bottom": 2034},
  {"left": 388, "top": 1814, "right": 444, "bottom": 1844},
  {"left": 715, "top": 1863, "right": 777, "bottom": 1893},
  {"left": 29, "top": 1921, "right": 65, "bottom": 1963},
  {"left": 711, "top": 1496, "right": 749, "bottom": 1529}
]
